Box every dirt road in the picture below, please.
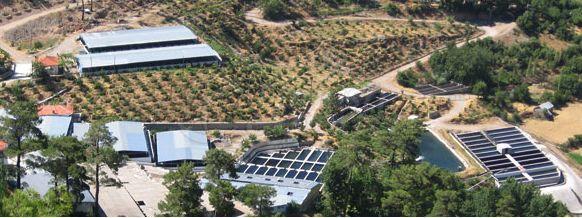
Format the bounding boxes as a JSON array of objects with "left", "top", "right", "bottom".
[
  {"left": 0, "top": 5, "right": 67, "bottom": 62},
  {"left": 246, "top": 8, "right": 450, "bottom": 27},
  {"left": 371, "top": 22, "right": 516, "bottom": 96}
]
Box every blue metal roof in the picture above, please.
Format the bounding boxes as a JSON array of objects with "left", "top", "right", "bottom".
[
  {"left": 23, "top": 167, "right": 95, "bottom": 203},
  {"left": 72, "top": 122, "right": 91, "bottom": 141},
  {"left": 106, "top": 121, "right": 149, "bottom": 153},
  {"left": 37, "top": 115, "right": 72, "bottom": 137},
  {"left": 20, "top": 152, "right": 95, "bottom": 202},
  {"left": 76, "top": 44, "right": 221, "bottom": 71},
  {"left": 80, "top": 25, "right": 198, "bottom": 49},
  {"left": 155, "top": 130, "right": 209, "bottom": 163}
]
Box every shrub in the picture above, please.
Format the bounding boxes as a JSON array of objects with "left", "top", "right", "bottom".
[
  {"left": 383, "top": 3, "right": 400, "bottom": 16},
  {"left": 260, "top": 0, "right": 288, "bottom": 21},
  {"left": 263, "top": 125, "right": 288, "bottom": 140},
  {"left": 396, "top": 69, "right": 418, "bottom": 87},
  {"left": 559, "top": 135, "right": 582, "bottom": 151}
]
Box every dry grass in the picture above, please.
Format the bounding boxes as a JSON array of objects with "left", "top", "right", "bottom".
[
  {"left": 539, "top": 34, "right": 572, "bottom": 52},
  {"left": 398, "top": 96, "right": 450, "bottom": 119},
  {"left": 495, "top": 26, "right": 529, "bottom": 46},
  {"left": 3, "top": 0, "right": 166, "bottom": 53},
  {"left": 522, "top": 102, "right": 582, "bottom": 145},
  {"left": 451, "top": 98, "right": 493, "bottom": 124}
]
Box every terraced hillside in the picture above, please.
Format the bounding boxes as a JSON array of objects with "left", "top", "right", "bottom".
[
  {"left": 1, "top": 0, "right": 479, "bottom": 122},
  {"left": 262, "top": 19, "right": 477, "bottom": 90}
]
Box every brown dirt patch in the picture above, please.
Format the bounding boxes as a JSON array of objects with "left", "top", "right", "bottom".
[
  {"left": 522, "top": 102, "right": 582, "bottom": 145},
  {"left": 539, "top": 34, "right": 571, "bottom": 52}
]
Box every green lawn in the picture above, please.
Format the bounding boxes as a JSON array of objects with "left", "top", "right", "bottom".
[{"left": 567, "top": 152, "right": 582, "bottom": 165}]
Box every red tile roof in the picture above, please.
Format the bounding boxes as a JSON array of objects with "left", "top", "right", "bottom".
[
  {"left": 38, "top": 56, "right": 59, "bottom": 67},
  {"left": 0, "top": 141, "right": 7, "bottom": 152},
  {"left": 38, "top": 103, "right": 74, "bottom": 116}
]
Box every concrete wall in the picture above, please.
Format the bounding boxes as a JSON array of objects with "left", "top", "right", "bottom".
[
  {"left": 143, "top": 117, "right": 301, "bottom": 132},
  {"left": 240, "top": 138, "right": 300, "bottom": 162}
]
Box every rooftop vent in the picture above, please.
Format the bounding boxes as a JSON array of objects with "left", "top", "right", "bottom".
[{"left": 496, "top": 143, "right": 512, "bottom": 155}]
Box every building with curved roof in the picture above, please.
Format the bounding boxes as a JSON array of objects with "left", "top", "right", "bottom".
[
  {"left": 106, "top": 121, "right": 150, "bottom": 157},
  {"left": 154, "top": 130, "right": 209, "bottom": 166},
  {"left": 80, "top": 25, "right": 199, "bottom": 53}
]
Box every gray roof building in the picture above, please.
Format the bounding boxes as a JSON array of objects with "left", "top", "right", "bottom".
[
  {"left": 539, "top": 102, "right": 554, "bottom": 111},
  {"left": 106, "top": 121, "right": 149, "bottom": 156},
  {"left": 37, "top": 115, "right": 73, "bottom": 137},
  {"left": 76, "top": 44, "right": 221, "bottom": 75},
  {"left": 154, "top": 130, "right": 209, "bottom": 165},
  {"left": 80, "top": 25, "right": 198, "bottom": 53}
]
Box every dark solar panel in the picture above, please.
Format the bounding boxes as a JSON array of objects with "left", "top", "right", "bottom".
[
  {"left": 296, "top": 171, "right": 308, "bottom": 180},
  {"left": 306, "top": 172, "right": 318, "bottom": 181},
  {"left": 312, "top": 164, "right": 324, "bottom": 172},
  {"left": 255, "top": 166, "right": 268, "bottom": 175},
  {"left": 266, "top": 159, "right": 280, "bottom": 167},
  {"left": 284, "top": 151, "right": 299, "bottom": 160},
  {"left": 301, "top": 163, "right": 313, "bottom": 171},
  {"left": 275, "top": 169, "right": 288, "bottom": 177},
  {"left": 265, "top": 168, "right": 278, "bottom": 176},
  {"left": 237, "top": 164, "right": 248, "bottom": 173},
  {"left": 277, "top": 160, "right": 292, "bottom": 168},
  {"left": 251, "top": 157, "right": 267, "bottom": 165},
  {"left": 245, "top": 165, "right": 259, "bottom": 174},
  {"left": 285, "top": 170, "right": 298, "bottom": 179},
  {"left": 317, "top": 151, "right": 332, "bottom": 163},
  {"left": 258, "top": 153, "right": 270, "bottom": 157},
  {"left": 272, "top": 153, "right": 285, "bottom": 158},
  {"left": 290, "top": 161, "right": 303, "bottom": 169},
  {"left": 315, "top": 174, "right": 322, "bottom": 182},
  {"left": 296, "top": 150, "right": 310, "bottom": 160},
  {"left": 307, "top": 150, "right": 322, "bottom": 162}
]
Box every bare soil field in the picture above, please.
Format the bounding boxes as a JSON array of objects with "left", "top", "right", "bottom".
[{"left": 522, "top": 102, "right": 582, "bottom": 145}]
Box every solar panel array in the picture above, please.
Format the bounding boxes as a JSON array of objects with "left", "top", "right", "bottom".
[
  {"left": 454, "top": 127, "right": 561, "bottom": 187},
  {"left": 237, "top": 148, "right": 334, "bottom": 183},
  {"left": 415, "top": 82, "right": 469, "bottom": 95}
]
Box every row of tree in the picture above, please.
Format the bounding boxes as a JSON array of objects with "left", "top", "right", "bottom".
[{"left": 0, "top": 87, "right": 125, "bottom": 216}]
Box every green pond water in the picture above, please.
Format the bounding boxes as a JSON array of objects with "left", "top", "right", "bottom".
[{"left": 419, "top": 132, "right": 464, "bottom": 172}]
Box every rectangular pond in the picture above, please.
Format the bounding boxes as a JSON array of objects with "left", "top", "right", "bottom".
[{"left": 419, "top": 132, "right": 464, "bottom": 172}]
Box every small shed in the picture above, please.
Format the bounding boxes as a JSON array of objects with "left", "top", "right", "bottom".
[
  {"left": 336, "top": 88, "right": 362, "bottom": 107},
  {"left": 539, "top": 102, "right": 554, "bottom": 111},
  {"left": 154, "top": 130, "right": 209, "bottom": 166},
  {"left": 37, "top": 56, "right": 60, "bottom": 74},
  {"left": 534, "top": 102, "right": 555, "bottom": 120}
]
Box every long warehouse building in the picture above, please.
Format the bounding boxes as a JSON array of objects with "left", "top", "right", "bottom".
[
  {"left": 76, "top": 44, "right": 221, "bottom": 75},
  {"left": 79, "top": 25, "right": 199, "bottom": 53}
]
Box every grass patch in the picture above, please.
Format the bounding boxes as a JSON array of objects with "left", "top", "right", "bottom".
[{"left": 567, "top": 151, "right": 582, "bottom": 165}]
